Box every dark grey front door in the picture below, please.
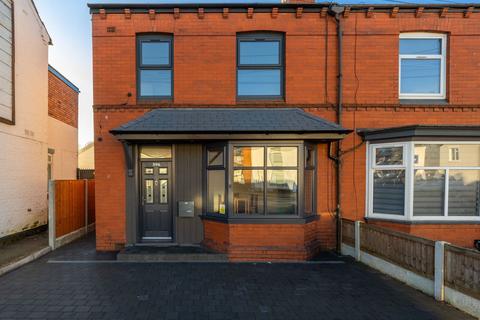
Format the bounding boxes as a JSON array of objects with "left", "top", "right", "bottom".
[{"left": 141, "top": 162, "right": 172, "bottom": 241}]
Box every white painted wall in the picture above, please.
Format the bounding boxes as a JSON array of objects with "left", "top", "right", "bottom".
[
  {"left": 0, "top": 0, "right": 51, "bottom": 238},
  {"left": 78, "top": 143, "right": 94, "bottom": 170},
  {"left": 47, "top": 117, "right": 78, "bottom": 180}
]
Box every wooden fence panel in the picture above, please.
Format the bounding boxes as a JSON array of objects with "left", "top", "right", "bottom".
[
  {"left": 341, "top": 219, "right": 355, "bottom": 246},
  {"left": 445, "top": 244, "right": 480, "bottom": 300},
  {"left": 55, "top": 180, "right": 86, "bottom": 237},
  {"left": 360, "top": 223, "right": 435, "bottom": 279},
  {"left": 87, "top": 180, "right": 95, "bottom": 224}
]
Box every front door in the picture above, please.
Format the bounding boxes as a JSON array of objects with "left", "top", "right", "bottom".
[{"left": 141, "top": 161, "right": 172, "bottom": 241}]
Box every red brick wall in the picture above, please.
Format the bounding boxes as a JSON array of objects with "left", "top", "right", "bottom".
[
  {"left": 92, "top": 9, "right": 480, "bottom": 253},
  {"left": 203, "top": 220, "right": 320, "bottom": 261},
  {"left": 48, "top": 70, "right": 79, "bottom": 128}
]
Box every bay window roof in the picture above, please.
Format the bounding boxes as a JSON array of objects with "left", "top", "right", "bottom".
[
  {"left": 358, "top": 125, "right": 480, "bottom": 141},
  {"left": 111, "top": 108, "right": 350, "bottom": 140}
]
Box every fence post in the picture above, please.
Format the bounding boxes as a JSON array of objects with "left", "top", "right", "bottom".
[
  {"left": 434, "top": 241, "right": 447, "bottom": 301},
  {"left": 355, "top": 221, "right": 361, "bottom": 261},
  {"left": 84, "top": 179, "right": 88, "bottom": 233},
  {"left": 48, "top": 180, "right": 56, "bottom": 250}
]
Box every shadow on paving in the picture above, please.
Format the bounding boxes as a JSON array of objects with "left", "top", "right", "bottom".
[{"left": 0, "top": 234, "right": 474, "bottom": 320}]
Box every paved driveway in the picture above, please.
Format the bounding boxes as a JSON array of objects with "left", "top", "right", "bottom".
[{"left": 0, "top": 235, "right": 473, "bottom": 320}]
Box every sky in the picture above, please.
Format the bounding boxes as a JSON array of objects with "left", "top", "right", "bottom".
[{"left": 34, "top": 0, "right": 478, "bottom": 147}]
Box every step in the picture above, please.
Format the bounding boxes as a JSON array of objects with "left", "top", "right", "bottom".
[{"left": 117, "top": 245, "right": 228, "bottom": 262}]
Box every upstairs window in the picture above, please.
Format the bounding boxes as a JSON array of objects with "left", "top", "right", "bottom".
[
  {"left": 237, "top": 33, "right": 284, "bottom": 100},
  {"left": 137, "top": 35, "right": 173, "bottom": 99},
  {"left": 399, "top": 33, "right": 446, "bottom": 100}
]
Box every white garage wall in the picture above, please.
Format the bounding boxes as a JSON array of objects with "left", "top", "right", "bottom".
[{"left": 0, "top": 0, "right": 50, "bottom": 238}]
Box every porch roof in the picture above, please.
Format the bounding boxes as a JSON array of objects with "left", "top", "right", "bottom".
[{"left": 110, "top": 108, "right": 350, "bottom": 141}]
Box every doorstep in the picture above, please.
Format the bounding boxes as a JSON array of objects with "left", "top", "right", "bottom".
[{"left": 117, "top": 245, "right": 228, "bottom": 262}]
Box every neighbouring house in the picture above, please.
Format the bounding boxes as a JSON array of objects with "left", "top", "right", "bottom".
[
  {"left": 78, "top": 142, "right": 95, "bottom": 179},
  {"left": 48, "top": 65, "right": 80, "bottom": 181},
  {"left": 0, "top": 0, "right": 51, "bottom": 240},
  {"left": 89, "top": 1, "right": 480, "bottom": 260},
  {"left": 0, "top": 0, "right": 80, "bottom": 241},
  {"left": 78, "top": 142, "right": 95, "bottom": 171}
]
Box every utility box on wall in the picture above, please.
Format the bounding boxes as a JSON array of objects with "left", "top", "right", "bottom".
[{"left": 178, "top": 201, "right": 194, "bottom": 217}]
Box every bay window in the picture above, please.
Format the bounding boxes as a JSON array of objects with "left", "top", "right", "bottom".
[
  {"left": 368, "top": 142, "right": 480, "bottom": 221},
  {"left": 205, "top": 142, "right": 316, "bottom": 219}
]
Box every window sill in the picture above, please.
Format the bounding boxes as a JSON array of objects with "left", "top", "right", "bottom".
[
  {"left": 236, "top": 99, "right": 285, "bottom": 105},
  {"left": 201, "top": 214, "right": 319, "bottom": 224},
  {"left": 399, "top": 99, "right": 448, "bottom": 106},
  {"left": 137, "top": 97, "right": 173, "bottom": 105},
  {"left": 366, "top": 217, "right": 480, "bottom": 225}
]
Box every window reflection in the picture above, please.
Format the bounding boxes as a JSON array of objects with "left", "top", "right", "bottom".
[
  {"left": 448, "top": 170, "right": 480, "bottom": 216},
  {"left": 140, "top": 146, "right": 172, "bottom": 159},
  {"left": 267, "top": 170, "right": 297, "bottom": 215},
  {"left": 207, "top": 170, "right": 225, "bottom": 214},
  {"left": 233, "top": 147, "right": 264, "bottom": 167},
  {"left": 233, "top": 170, "right": 264, "bottom": 214},
  {"left": 413, "top": 170, "right": 445, "bottom": 216},
  {"left": 373, "top": 170, "right": 405, "bottom": 215},
  {"left": 414, "top": 144, "right": 480, "bottom": 167},
  {"left": 375, "top": 147, "right": 403, "bottom": 166},
  {"left": 267, "top": 147, "right": 297, "bottom": 167}
]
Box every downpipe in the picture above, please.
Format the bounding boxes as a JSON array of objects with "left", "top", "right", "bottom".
[{"left": 328, "top": 5, "right": 345, "bottom": 254}]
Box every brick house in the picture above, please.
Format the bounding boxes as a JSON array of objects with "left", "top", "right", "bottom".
[
  {"left": 48, "top": 65, "right": 80, "bottom": 182},
  {"left": 89, "top": 2, "right": 480, "bottom": 260}
]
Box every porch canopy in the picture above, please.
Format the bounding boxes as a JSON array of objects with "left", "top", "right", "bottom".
[{"left": 110, "top": 108, "right": 350, "bottom": 140}]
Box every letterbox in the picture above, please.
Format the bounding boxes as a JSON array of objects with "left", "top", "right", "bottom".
[{"left": 178, "top": 201, "right": 194, "bottom": 217}]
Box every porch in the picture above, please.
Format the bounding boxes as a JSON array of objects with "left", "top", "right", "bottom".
[{"left": 109, "top": 108, "right": 350, "bottom": 260}]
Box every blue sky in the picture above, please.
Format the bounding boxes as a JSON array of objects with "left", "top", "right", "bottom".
[{"left": 34, "top": 0, "right": 479, "bottom": 146}]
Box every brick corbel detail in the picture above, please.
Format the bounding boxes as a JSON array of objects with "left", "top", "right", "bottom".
[
  {"left": 440, "top": 7, "right": 448, "bottom": 18},
  {"left": 149, "top": 9, "right": 156, "bottom": 20},
  {"left": 320, "top": 7, "right": 328, "bottom": 17},
  {"left": 390, "top": 7, "right": 399, "bottom": 18},
  {"left": 271, "top": 7, "right": 279, "bottom": 19},
  {"left": 223, "top": 8, "right": 229, "bottom": 19},
  {"left": 415, "top": 7, "right": 424, "bottom": 18},
  {"left": 296, "top": 7, "right": 303, "bottom": 19},
  {"left": 343, "top": 7, "right": 350, "bottom": 18},
  {"left": 124, "top": 9, "right": 131, "bottom": 19},
  {"left": 173, "top": 8, "right": 180, "bottom": 19},
  {"left": 198, "top": 8, "right": 205, "bottom": 19},
  {"left": 99, "top": 9, "right": 106, "bottom": 20},
  {"left": 366, "top": 7, "right": 374, "bottom": 18},
  {"left": 464, "top": 7, "right": 474, "bottom": 18},
  {"left": 247, "top": 8, "right": 254, "bottom": 19}
]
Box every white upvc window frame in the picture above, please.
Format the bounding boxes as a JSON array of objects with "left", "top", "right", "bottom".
[
  {"left": 366, "top": 142, "right": 411, "bottom": 221},
  {"left": 448, "top": 147, "right": 460, "bottom": 162},
  {"left": 399, "top": 33, "right": 447, "bottom": 100},
  {"left": 366, "top": 141, "right": 480, "bottom": 222}
]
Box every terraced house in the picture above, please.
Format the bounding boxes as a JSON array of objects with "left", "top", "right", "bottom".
[{"left": 89, "top": 1, "right": 480, "bottom": 260}]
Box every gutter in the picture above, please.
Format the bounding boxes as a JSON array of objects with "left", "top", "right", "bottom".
[{"left": 328, "top": 4, "right": 345, "bottom": 254}]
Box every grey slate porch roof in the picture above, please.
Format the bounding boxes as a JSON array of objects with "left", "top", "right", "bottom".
[{"left": 110, "top": 108, "right": 349, "bottom": 135}]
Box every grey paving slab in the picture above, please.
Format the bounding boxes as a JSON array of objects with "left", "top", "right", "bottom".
[
  {"left": 0, "top": 231, "right": 48, "bottom": 269},
  {"left": 0, "top": 234, "right": 474, "bottom": 320}
]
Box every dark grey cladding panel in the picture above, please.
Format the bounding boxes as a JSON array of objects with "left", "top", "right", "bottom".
[{"left": 110, "top": 108, "right": 348, "bottom": 134}]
